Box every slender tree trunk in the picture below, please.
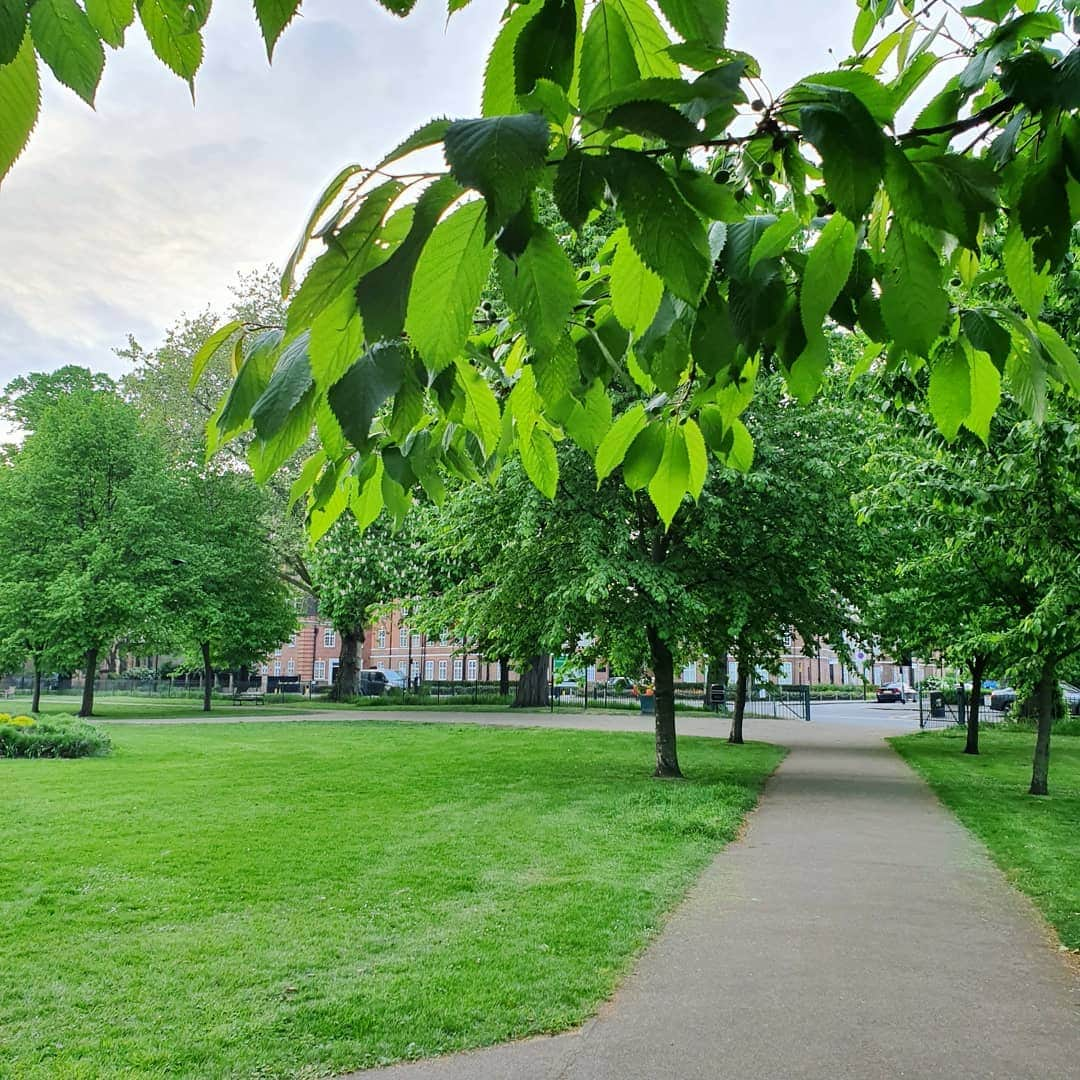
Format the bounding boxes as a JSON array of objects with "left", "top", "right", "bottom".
[
  {"left": 31, "top": 657, "right": 41, "bottom": 713},
  {"left": 730, "top": 658, "right": 751, "bottom": 745},
  {"left": 201, "top": 641, "right": 213, "bottom": 712},
  {"left": 647, "top": 624, "right": 682, "bottom": 778},
  {"left": 499, "top": 655, "right": 511, "bottom": 697},
  {"left": 964, "top": 654, "right": 986, "bottom": 756},
  {"left": 513, "top": 654, "right": 550, "bottom": 707},
  {"left": 79, "top": 647, "right": 98, "bottom": 718},
  {"left": 1029, "top": 661, "right": 1057, "bottom": 796},
  {"left": 332, "top": 625, "right": 361, "bottom": 700}
]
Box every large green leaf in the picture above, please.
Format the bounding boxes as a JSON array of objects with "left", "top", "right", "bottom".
[
  {"left": 553, "top": 149, "right": 606, "bottom": 231},
  {"left": 253, "top": 0, "right": 301, "bottom": 60},
  {"left": 648, "top": 422, "right": 689, "bottom": 528},
  {"left": 308, "top": 289, "right": 365, "bottom": 389},
  {"left": 406, "top": 200, "right": 493, "bottom": 372},
  {"left": 749, "top": 213, "right": 800, "bottom": 270},
  {"left": 655, "top": 0, "right": 727, "bottom": 47},
  {"left": 1002, "top": 218, "right": 1050, "bottom": 318},
  {"left": 879, "top": 222, "right": 948, "bottom": 356},
  {"left": 610, "top": 227, "right": 664, "bottom": 339},
  {"left": 519, "top": 426, "right": 559, "bottom": 498},
  {"left": 481, "top": 0, "right": 543, "bottom": 116},
  {"left": 0, "top": 33, "right": 40, "bottom": 184},
  {"left": 0, "top": 0, "right": 26, "bottom": 65},
  {"left": 189, "top": 318, "right": 242, "bottom": 389},
  {"left": 579, "top": 0, "right": 640, "bottom": 114},
  {"left": 248, "top": 385, "right": 318, "bottom": 483},
  {"left": 606, "top": 150, "right": 710, "bottom": 303},
  {"left": 605, "top": 100, "right": 701, "bottom": 144},
  {"left": 376, "top": 117, "right": 451, "bottom": 171},
  {"left": 928, "top": 343, "right": 971, "bottom": 442},
  {"left": 607, "top": 0, "right": 680, "bottom": 79},
  {"left": 356, "top": 175, "right": 463, "bottom": 342},
  {"left": 455, "top": 358, "right": 502, "bottom": 457},
  {"left": 800, "top": 213, "right": 857, "bottom": 339},
  {"left": 327, "top": 342, "right": 408, "bottom": 450},
  {"left": 682, "top": 418, "right": 707, "bottom": 499},
  {"left": 789, "top": 70, "right": 896, "bottom": 126},
  {"left": 514, "top": 0, "right": 576, "bottom": 94},
  {"left": 1035, "top": 320, "right": 1080, "bottom": 392},
  {"left": 84, "top": 0, "right": 135, "bottom": 49},
  {"left": 960, "top": 309, "right": 1011, "bottom": 371},
  {"left": 215, "top": 330, "right": 282, "bottom": 445},
  {"left": 622, "top": 421, "right": 665, "bottom": 489},
  {"left": 963, "top": 345, "right": 1001, "bottom": 444},
  {"left": 497, "top": 225, "right": 577, "bottom": 360},
  {"left": 595, "top": 402, "right": 647, "bottom": 484},
  {"left": 444, "top": 114, "right": 550, "bottom": 238},
  {"left": 137, "top": 0, "right": 204, "bottom": 84},
  {"left": 30, "top": 0, "right": 105, "bottom": 105},
  {"left": 251, "top": 334, "right": 314, "bottom": 440}
]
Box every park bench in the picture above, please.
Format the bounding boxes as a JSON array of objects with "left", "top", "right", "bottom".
[{"left": 231, "top": 690, "right": 265, "bottom": 706}]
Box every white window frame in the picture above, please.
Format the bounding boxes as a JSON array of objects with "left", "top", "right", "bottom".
[
  {"left": 467, "top": 659, "right": 478, "bottom": 680},
  {"left": 399, "top": 626, "right": 409, "bottom": 648},
  {"left": 424, "top": 660, "right": 434, "bottom": 679},
  {"left": 438, "top": 660, "right": 447, "bottom": 680},
  {"left": 314, "top": 660, "right": 326, "bottom": 680},
  {"left": 323, "top": 628, "right": 336, "bottom": 648},
  {"left": 453, "top": 658, "right": 463, "bottom": 680}
]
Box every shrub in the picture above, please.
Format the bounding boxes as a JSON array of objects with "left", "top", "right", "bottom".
[{"left": 0, "top": 714, "right": 111, "bottom": 759}]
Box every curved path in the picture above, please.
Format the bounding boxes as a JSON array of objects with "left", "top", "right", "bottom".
[{"left": 321, "top": 710, "right": 1080, "bottom": 1080}]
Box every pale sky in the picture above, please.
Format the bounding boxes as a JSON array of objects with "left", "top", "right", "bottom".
[{"left": 0, "top": 0, "right": 857, "bottom": 420}]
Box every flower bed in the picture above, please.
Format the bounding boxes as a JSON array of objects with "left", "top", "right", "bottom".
[{"left": 0, "top": 713, "right": 112, "bottom": 759}]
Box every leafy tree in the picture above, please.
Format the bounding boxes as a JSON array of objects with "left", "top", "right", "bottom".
[
  {"left": 1, "top": 366, "right": 116, "bottom": 432},
  {"left": 169, "top": 469, "right": 297, "bottom": 711}
]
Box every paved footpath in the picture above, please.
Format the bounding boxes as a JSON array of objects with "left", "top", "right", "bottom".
[{"left": 323, "top": 711, "right": 1080, "bottom": 1080}]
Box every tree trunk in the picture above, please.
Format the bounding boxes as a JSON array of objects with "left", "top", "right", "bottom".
[
  {"left": 79, "top": 647, "right": 98, "bottom": 717},
  {"left": 513, "top": 654, "right": 549, "bottom": 707},
  {"left": 1029, "top": 662, "right": 1057, "bottom": 796},
  {"left": 963, "top": 654, "right": 987, "bottom": 756},
  {"left": 332, "top": 625, "right": 362, "bottom": 700},
  {"left": 499, "top": 655, "right": 511, "bottom": 696},
  {"left": 31, "top": 658, "right": 41, "bottom": 713},
  {"left": 647, "top": 624, "right": 682, "bottom": 778},
  {"left": 201, "top": 641, "right": 213, "bottom": 712},
  {"left": 730, "top": 658, "right": 751, "bottom": 745}
]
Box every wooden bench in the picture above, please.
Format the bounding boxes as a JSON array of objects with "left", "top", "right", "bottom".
[{"left": 231, "top": 691, "right": 265, "bottom": 706}]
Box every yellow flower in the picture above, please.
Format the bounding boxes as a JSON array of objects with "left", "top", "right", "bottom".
[{"left": 11, "top": 715, "right": 35, "bottom": 727}]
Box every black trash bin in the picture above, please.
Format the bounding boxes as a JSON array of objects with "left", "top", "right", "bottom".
[
  {"left": 640, "top": 694, "right": 655, "bottom": 715},
  {"left": 929, "top": 690, "right": 946, "bottom": 719}
]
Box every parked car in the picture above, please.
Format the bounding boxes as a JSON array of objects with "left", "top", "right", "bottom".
[
  {"left": 990, "top": 683, "right": 1080, "bottom": 715},
  {"left": 552, "top": 681, "right": 580, "bottom": 697},
  {"left": 358, "top": 670, "right": 389, "bottom": 695},
  {"left": 876, "top": 682, "right": 915, "bottom": 703}
]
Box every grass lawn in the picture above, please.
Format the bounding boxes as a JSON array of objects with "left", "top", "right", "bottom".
[
  {"left": 0, "top": 720, "right": 783, "bottom": 1078},
  {"left": 892, "top": 725, "right": 1080, "bottom": 950}
]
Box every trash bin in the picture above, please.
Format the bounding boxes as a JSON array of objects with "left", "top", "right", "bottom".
[
  {"left": 929, "top": 690, "right": 946, "bottom": 719},
  {"left": 640, "top": 694, "right": 655, "bottom": 715}
]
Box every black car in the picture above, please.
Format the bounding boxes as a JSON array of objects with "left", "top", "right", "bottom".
[
  {"left": 989, "top": 683, "right": 1080, "bottom": 715},
  {"left": 876, "top": 683, "right": 914, "bottom": 703}
]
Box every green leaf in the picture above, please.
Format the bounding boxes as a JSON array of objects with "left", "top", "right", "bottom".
[
  {"left": 251, "top": 334, "right": 314, "bottom": 440},
  {"left": 605, "top": 100, "right": 702, "bottom": 145},
  {"left": 610, "top": 227, "right": 664, "bottom": 339},
  {"left": 963, "top": 345, "right": 1001, "bottom": 444},
  {"left": 787, "top": 334, "right": 830, "bottom": 405},
  {"left": 623, "top": 422, "right": 665, "bottom": 489},
  {"left": 84, "top": 0, "right": 135, "bottom": 49},
  {"left": 725, "top": 417, "right": 754, "bottom": 472},
  {"left": 373, "top": 0, "right": 420, "bottom": 13},
  {"left": 328, "top": 342, "right": 408, "bottom": 450},
  {"left": 29, "top": 0, "right": 105, "bottom": 105},
  {"left": 682, "top": 418, "right": 707, "bottom": 499},
  {"left": 213, "top": 330, "right": 282, "bottom": 447},
  {"left": 789, "top": 71, "right": 896, "bottom": 126},
  {"left": 562, "top": 378, "right": 613, "bottom": 455},
  {"left": 0, "top": 34, "right": 41, "bottom": 184},
  {"left": 350, "top": 457, "right": 385, "bottom": 532},
  {"left": 189, "top": 319, "right": 242, "bottom": 390},
  {"left": 595, "top": 403, "right": 648, "bottom": 484},
  {"left": 514, "top": 0, "right": 576, "bottom": 94},
  {"left": 606, "top": 150, "right": 710, "bottom": 303},
  {"left": 553, "top": 149, "right": 607, "bottom": 231},
  {"left": 0, "top": 0, "right": 26, "bottom": 66},
  {"left": 376, "top": 117, "right": 452, "bottom": 171},
  {"left": 1002, "top": 219, "right": 1050, "bottom": 319},
  {"left": 444, "top": 114, "right": 550, "bottom": 238},
  {"left": 309, "top": 289, "right": 365, "bottom": 389},
  {"left": 497, "top": 225, "right": 578, "bottom": 360},
  {"left": 960, "top": 309, "right": 1011, "bottom": 371},
  {"left": 749, "top": 212, "right": 800, "bottom": 270},
  {"left": 248, "top": 386, "right": 317, "bottom": 483},
  {"left": 648, "top": 423, "right": 689, "bottom": 529},
  {"left": 1034, "top": 320, "right": 1080, "bottom": 392},
  {"left": 356, "top": 175, "right": 464, "bottom": 342},
  {"left": 406, "top": 200, "right": 493, "bottom": 372},
  {"left": 137, "top": 0, "right": 204, "bottom": 85},
  {"left": 800, "top": 213, "right": 857, "bottom": 339},
  {"left": 655, "top": 0, "right": 727, "bottom": 47},
  {"left": 289, "top": 450, "right": 327, "bottom": 512},
  {"left": 579, "top": 0, "right": 640, "bottom": 114},
  {"left": 455, "top": 359, "right": 502, "bottom": 458},
  {"left": 928, "top": 343, "right": 971, "bottom": 442},
  {"left": 253, "top": 0, "right": 301, "bottom": 60},
  {"left": 482, "top": 0, "right": 543, "bottom": 116},
  {"left": 607, "top": 0, "right": 680, "bottom": 79},
  {"left": 879, "top": 222, "right": 948, "bottom": 356},
  {"left": 519, "top": 426, "right": 559, "bottom": 498}
]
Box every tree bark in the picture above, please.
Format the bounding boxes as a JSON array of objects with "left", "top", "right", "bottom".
[
  {"left": 31, "top": 658, "right": 41, "bottom": 713},
  {"left": 513, "top": 654, "right": 550, "bottom": 707},
  {"left": 647, "top": 624, "right": 682, "bottom": 778},
  {"left": 79, "top": 647, "right": 98, "bottom": 717},
  {"left": 201, "top": 641, "right": 213, "bottom": 712},
  {"left": 963, "top": 654, "right": 987, "bottom": 756},
  {"left": 730, "top": 658, "right": 751, "bottom": 745},
  {"left": 499, "top": 655, "right": 511, "bottom": 697},
  {"left": 1029, "top": 661, "right": 1057, "bottom": 796},
  {"left": 332, "top": 625, "right": 362, "bottom": 700}
]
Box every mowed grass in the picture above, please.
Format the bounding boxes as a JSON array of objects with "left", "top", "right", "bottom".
[
  {"left": 0, "top": 720, "right": 783, "bottom": 1079},
  {"left": 892, "top": 726, "right": 1080, "bottom": 950}
]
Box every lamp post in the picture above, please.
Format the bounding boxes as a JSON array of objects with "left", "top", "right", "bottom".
[{"left": 311, "top": 622, "right": 319, "bottom": 692}]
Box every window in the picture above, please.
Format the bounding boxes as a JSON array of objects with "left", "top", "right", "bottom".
[
  {"left": 314, "top": 660, "right": 326, "bottom": 680},
  {"left": 273, "top": 661, "right": 282, "bottom": 676},
  {"left": 377, "top": 628, "right": 386, "bottom": 648},
  {"left": 467, "top": 659, "right": 478, "bottom": 680},
  {"left": 397, "top": 661, "right": 407, "bottom": 675},
  {"left": 286, "top": 659, "right": 295, "bottom": 675},
  {"left": 399, "top": 626, "right": 408, "bottom": 648},
  {"left": 425, "top": 660, "right": 434, "bottom": 679},
  {"left": 411, "top": 632, "right": 421, "bottom": 648},
  {"left": 453, "top": 658, "right": 463, "bottom": 680},
  {"left": 438, "top": 660, "right": 447, "bottom": 680},
  {"left": 323, "top": 628, "right": 336, "bottom": 648},
  {"left": 260, "top": 663, "right": 268, "bottom": 675},
  {"left": 289, "top": 634, "right": 297, "bottom": 647}
]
